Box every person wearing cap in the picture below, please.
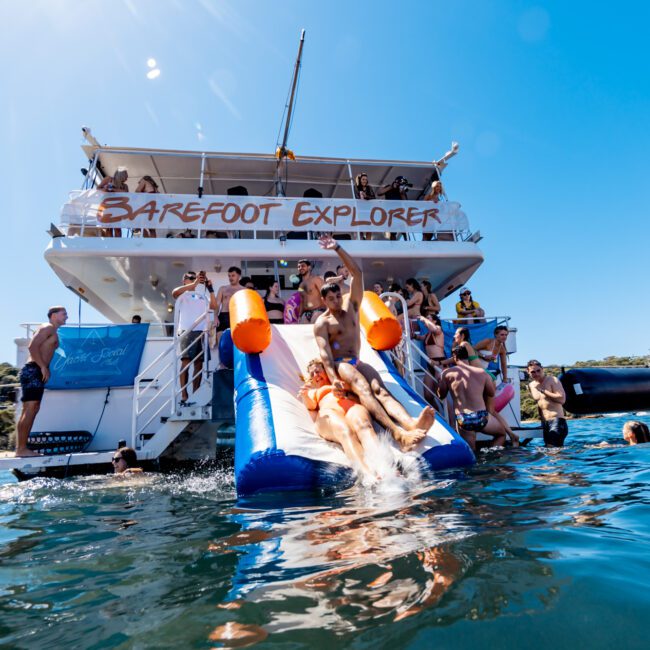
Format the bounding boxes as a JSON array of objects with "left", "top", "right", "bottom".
[{"left": 455, "top": 288, "right": 485, "bottom": 324}]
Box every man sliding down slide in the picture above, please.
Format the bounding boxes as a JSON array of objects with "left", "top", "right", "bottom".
[{"left": 314, "top": 235, "right": 434, "bottom": 451}]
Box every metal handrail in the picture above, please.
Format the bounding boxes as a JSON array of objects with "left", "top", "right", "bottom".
[
  {"left": 378, "top": 292, "right": 455, "bottom": 422},
  {"left": 131, "top": 301, "right": 213, "bottom": 448},
  {"left": 18, "top": 322, "right": 171, "bottom": 339},
  {"left": 442, "top": 315, "right": 511, "bottom": 325}
]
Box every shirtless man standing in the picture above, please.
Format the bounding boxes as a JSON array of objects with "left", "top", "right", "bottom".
[
  {"left": 527, "top": 359, "right": 568, "bottom": 447},
  {"left": 438, "top": 345, "right": 506, "bottom": 452},
  {"left": 297, "top": 259, "right": 324, "bottom": 324},
  {"left": 314, "top": 235, "right": 434, "bottom": 451},
  {"left": 215, "top": 266, "right": 244, "bottom": 335},
  {"left": 16, "top": 306, "right": 68, "bottom": 456}
]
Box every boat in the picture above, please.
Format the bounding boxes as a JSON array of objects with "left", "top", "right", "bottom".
[{"left": 0, "top": 35, "right": 530, "bottom": 490}]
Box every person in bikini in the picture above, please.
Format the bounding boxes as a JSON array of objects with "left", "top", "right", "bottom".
[
  {"left": 297, "top": 259, "right": 325, "bottom": 323},
  {"left": 438, "top": 345, "right": 506, "bottom": 452},
  {"left": 215, "top": 266, "right": 245, "bottom": 335},
  {"left": 475, "top": 325, "right": 510, "bottom": 383},
  {"left": 442, "top": 327, "right": 482, "bottom": 368},
  {"left": 414, "top": 314, "right": 445, "bottom": 404},
  {"left": 474, "top": 324, "right": 518, "bottom": 445},
  {"left": 299, "top": 359, "right": 382, "bottom": 479},
  {"left": 16, "top": 306, "right": 68, "bottom": 457},
  {"left": 313, "top": 234, "right": 435, "bottom": 451}
]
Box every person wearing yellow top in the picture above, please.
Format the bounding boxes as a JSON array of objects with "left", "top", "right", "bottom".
[{"left": 455, "top": 288, "right": 485, "bottom": 324}]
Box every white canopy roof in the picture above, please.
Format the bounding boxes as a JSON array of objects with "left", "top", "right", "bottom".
[{"left": 82, "top": 144, "right": 442, "bottom": 199}]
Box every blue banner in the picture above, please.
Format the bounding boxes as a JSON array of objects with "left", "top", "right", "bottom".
[
  {"left": 47, "top": 324, "right": 150, "bottom": 389},
  {"left": 440, "top": 319, "right": 498, "bottom": 357}
]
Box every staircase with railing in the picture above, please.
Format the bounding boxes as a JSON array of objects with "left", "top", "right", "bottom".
[
  {"left": 131, "top": 305, "right": 213, "bottom": 458},
  {"left": 380, "top": 292, "right": 455, "bottom": 423}
]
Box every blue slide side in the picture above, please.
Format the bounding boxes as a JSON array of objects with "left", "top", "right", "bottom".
[
  {"left": 233, "top": 347, "right": 354, "bottom": 496},
  {"left": 378, "top": 351, "right": 475, "bottom": 469}
]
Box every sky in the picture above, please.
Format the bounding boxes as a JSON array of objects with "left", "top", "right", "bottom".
[{"left": 0, "top": 0, "right": 648, "bottom": 367}]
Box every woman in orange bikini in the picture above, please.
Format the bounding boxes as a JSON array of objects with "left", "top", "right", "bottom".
[{"left": 299, "top": 359, "right": 381, "bottom": 478}]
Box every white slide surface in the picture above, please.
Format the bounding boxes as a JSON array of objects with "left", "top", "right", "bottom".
[{"left": 259, "top": 325, "right": 457, "bottom": 467}]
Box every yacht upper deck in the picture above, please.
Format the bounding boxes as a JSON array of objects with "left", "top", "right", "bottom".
[
  {"left": 45, "top": 140, "right": 484, "bottom": 324},
  {"left": 59, "top": 144, "right": 475, "bottom": 241}
]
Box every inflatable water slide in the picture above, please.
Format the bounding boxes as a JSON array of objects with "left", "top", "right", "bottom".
[{"left": 227, "top": 290, "right": 475, "bottom": 496}]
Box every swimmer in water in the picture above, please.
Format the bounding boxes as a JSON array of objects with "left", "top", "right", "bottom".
[
  {"left": 622, "top": 420, "right": 650, "bottom": 445},
  {"left": 112, "top": 447, "right": 143, "bottom": 475}
]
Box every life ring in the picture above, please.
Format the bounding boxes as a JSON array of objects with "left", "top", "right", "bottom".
[{"left": 494, "top": 382, "right": 515, "bottom": 412}]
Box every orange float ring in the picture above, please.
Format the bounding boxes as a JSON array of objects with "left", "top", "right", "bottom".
[
  {"left": 229, "top": 289, "right": 272, "bottom": 353},
  {"left": 360, "top": 291, "right": 402, "bottom": 350}
]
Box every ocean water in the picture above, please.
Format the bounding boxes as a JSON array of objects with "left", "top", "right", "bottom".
[{"left": 1, "top": 414, "right": 649, "bottom": 649}]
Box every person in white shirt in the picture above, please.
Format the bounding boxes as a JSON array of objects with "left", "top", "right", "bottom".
[{"left": 171, "top": 270, "right": 217, "bottom": 405}]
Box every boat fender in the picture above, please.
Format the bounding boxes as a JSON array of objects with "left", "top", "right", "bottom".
[
  {"left": 229, "top": 289, "right": 271, "bottom": 353},
  {"left": 494, "top": 381, "right": 515, "bottom": 412},
  {"left": 560, "top": 367, "right": 650, "bottom": 415},
  {"left": 283, "top": 291, "right": 302, "bottom": 324},
  {"left": 218, "top": 328, "right": 234, "bottom": 369},
  {"left": 360, "top": 291, "right": 402, "bottom": 351}
]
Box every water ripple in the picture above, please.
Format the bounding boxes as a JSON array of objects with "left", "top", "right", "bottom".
[{"left": 1, "top": 415, "right": 649, "bottom": 648}]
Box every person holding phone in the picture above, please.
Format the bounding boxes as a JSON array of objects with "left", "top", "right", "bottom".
[{"left": 171, "top": 270, "right": 217, "bottom": 406}]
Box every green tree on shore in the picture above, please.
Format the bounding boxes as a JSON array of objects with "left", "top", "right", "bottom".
[{"left": 0, "top": 362, "right": 18, "bottom": 450}]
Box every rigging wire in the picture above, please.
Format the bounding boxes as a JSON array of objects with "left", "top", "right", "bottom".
[{"left": 64, "top": 386, "right": 112, "bottom": 478}]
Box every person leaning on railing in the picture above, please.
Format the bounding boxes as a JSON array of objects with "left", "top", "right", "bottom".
[
  {"left": 423, "top": 180, "right": 446, "bottom": 242},
  {"left": 413, "top": 314, "right": 446, "bottom": 405},
  {"left": 97, "top": 168, "right": 128, "bottom": 237},
  {"left": 134, "top": 175, "right": 159, "bottom": 238},
  {"left": 377, "top": 176, "right": 410, "bottom": 241},
  {"left": 455, "top": 288, "right": 485, "bottom": 324},
  {"left": 420, "top": 280, "right": 441, "bottom": 317},
  {"left": 354, "top": 172, "right": 376, "bottom": 241}
]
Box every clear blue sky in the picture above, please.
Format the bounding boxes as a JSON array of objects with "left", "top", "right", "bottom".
[{"left": 1, "top": 0, "right": 648, "bottom": 366}]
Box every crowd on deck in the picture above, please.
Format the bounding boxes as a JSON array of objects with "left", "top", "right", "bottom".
[
  {"left": 70, "top": 166, "right": 455, "bottom": 241},
  {"left": 167, "top": 248, "right": 572, "bottom": 459}
]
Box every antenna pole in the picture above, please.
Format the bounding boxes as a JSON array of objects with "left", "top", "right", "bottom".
[{"left": 279, "top": 29, "right": 305, "bottom": 156}]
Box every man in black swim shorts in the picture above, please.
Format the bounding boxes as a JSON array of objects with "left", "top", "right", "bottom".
[
  {"left": 527, "top": 360, "right": 569, "bottom": 447},
  {"left": 16, "top": 306, "right": 68, "bottom": 457},
  {"left": 438, "top": 345, "right": 506, "bottom": 451}
]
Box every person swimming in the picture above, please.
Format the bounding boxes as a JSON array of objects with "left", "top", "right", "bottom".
[
  {"left": 622, "top": 420, "right": 650, "bottom": 445},
  {"left": 112, "top": 447, "right": 143, "bottom": 475}
]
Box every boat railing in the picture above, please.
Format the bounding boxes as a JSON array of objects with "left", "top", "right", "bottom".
[
  {"left": 18, "top": 322, "right": 171, "bottom": 340},
  {"left": 131, "top": 305, "right": 212, "bottom": 449},
  {"left": 379, "top": 292, "right": 454, "bottom": 422},
  {"left": 57, "top": 188, "right": 476, "bottom": 243}
]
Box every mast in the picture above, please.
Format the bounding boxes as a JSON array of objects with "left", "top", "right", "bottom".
[{"left": 275, "top": 29, "right": 306, "bottom": 197}]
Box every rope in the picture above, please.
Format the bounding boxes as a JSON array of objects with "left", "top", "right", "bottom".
[{"left": 64, "top": 386, "right": 111, "bottom": 478}]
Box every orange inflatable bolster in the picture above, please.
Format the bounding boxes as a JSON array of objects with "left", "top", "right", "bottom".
[
  {"left": 360, "top": 291, "right": 402, "bottom": 351},
  {"left": 229, "top": 289, "right": 272, "bottom": 353}
]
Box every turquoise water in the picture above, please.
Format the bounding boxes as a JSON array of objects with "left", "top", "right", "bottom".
[{"left": 1, "top": 414, "right": 649, "bottom": 649}]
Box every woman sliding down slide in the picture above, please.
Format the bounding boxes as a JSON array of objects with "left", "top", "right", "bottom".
[{"left": 299, "top": 360, "right": 383, "bottom": 480}]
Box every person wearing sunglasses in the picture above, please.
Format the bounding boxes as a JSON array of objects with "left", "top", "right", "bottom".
[
  {"left": 112, "top": 447, "right": 142, "bottom": 475},
  {"left": 455, "top": 288, "right": 485, "bottom": 324},
  {"left": 527, "top": 360, "right": 568, "bottom": 447}
]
